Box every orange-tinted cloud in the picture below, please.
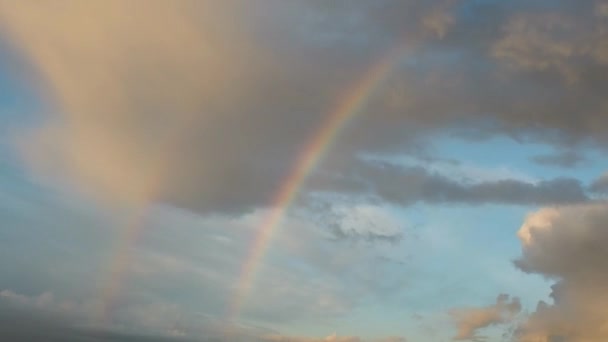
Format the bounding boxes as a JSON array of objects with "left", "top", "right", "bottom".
[{"left": 450, "top": 294, "right": 521, "bottom": 341}]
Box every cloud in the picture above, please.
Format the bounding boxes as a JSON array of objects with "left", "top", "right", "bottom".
[
  {"left": 492, "top": 4, "right": 608, "bottom": 83},
  {"left": 0, "top": 288, "right": 200, "bottom": 341},
  {"left": 305, "top": 203, "right": 404, "bottom": 243},
  {"left": 1, "top": 0, "right": 608, "bottom": 215},
  {"left": 589, "top": 172, "right": 608, "bottom": 194},
  {"left": 513, "top": 203, "right": 608, "bottom": 341},
  {"left": 0, "top": 0, "right": 348, "bottom": 212},
  {"left": 0, "top": 289, "right": 55, "bottom": 309},
  {"left": 0, "top": 287, "right": 277, "bottom": 341},
  {"left": 344, "top": 161, "right": 589, "bottom": 206},
  {"left": 262, "top": 333, "right": 361, "bottom": 342},
  {"left": 261, "top": 333, "right": 406, "bottom": 342},
  {"left": 450, "top": 294, "right": 521, "bottom": 341},
  {"left": 0, "top": 171, "right": 411, "bottom": 333},
  {"left": 530, "top": 150, "right": 585, "bottom": 168},
  {"left": 0, "top": 288, "right": 406, "bottom": 342}
]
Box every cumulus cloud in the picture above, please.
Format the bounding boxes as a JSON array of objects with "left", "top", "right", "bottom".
[
  {"left": 513, "top": 203, "right": 608, "bottom": 341},
  {"left": 450, "top": 294, "right": 521, "bottom": 341}
]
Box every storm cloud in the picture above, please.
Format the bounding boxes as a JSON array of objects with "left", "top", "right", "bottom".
[{"left": 1, "top": 0, "right": 608, "bottom": 214}]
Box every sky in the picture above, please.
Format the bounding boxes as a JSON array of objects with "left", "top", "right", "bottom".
[{"left": 1, "top": 0, "right": 608, "bottom": 341}]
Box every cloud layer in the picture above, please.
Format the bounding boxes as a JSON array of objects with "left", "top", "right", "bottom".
[{"left": 2, "top": 0, "right": 608, "bottom": 214}]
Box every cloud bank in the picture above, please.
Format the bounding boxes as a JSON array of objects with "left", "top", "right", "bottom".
[{"left": 1, "top": 0, "right": 608, "bottom": 214}]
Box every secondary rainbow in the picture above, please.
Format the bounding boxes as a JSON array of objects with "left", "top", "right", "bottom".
[
  {"left": 97, "top": 206, "right": 150, "bottom": 323},
  {"left": 227, "top": 44, "right": 407, "bottom": 322}
]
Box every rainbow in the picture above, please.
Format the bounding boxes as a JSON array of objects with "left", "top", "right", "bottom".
[
  {"left": 97, "top": 205, "right": 151, "bottom": 323},
  {"left": 226, "top": 44, "right": 407, "bottom": 322},
  {"left": 97, "top": 42, "right": 408, "bottom": 327}
]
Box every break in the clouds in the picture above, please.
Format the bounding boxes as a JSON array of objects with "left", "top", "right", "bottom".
[{"left": 2, "top": 0, "right": 608, "bottom": 341}]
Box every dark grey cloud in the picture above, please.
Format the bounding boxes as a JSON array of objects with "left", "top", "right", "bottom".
[
  {"left": 0, "top": 304, "right": 197, "bottom": 342},
  {"left": 319, "top": 161, "right": 590, "bottom": 207},
  {"left": 450, "top": 294, "right": 521, "bottom": 341},
  {"left": 589, "top": 172, "right": 608, "bottom": 194},
  {"left": 1, "top": 0, "right": 607, "bottom": 216},
  {"left": 530, "top": 150, "right": 585, "bottom": 168}
]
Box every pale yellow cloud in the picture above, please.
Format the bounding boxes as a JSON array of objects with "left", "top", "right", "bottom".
[
  {"left": 450, "top": 294, "right": 521, "bottom": 341},
  {"left": 0, "top": 0, "right": 275, "bottom": 208},
  {"left": 514, "top": 202, "right": 608, "bottom": 341}
]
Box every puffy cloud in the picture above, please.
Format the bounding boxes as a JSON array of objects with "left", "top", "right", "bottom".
[
  {"left": 513, "top": 202, "right": 608, "bottom": 341},
  {"left": 306, "top": 204, "right": 404, "bottom": 243},
  {"left": 450, "top": 294, "right": 521, "bottom": 341}
]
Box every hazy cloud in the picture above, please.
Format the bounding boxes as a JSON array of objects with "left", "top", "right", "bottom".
[
  {"left": 262, "top": 334, "right": 406, "bottom": 342},
  {"left": 1, "top": 0, "right": 608, "bottom": 215},
  {"left": 450, "top": 294, "right": 521, "bottom": 341},
  {"left": 530, "top": 150, "right": 585, "bottom": 168},
  {"left": 351, "top": 161, "right": 589, "bottom": 206},
  {"left": 589, "top": 172, "right": 608, "bottom": 193}
]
